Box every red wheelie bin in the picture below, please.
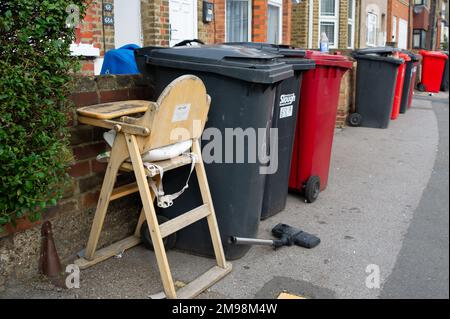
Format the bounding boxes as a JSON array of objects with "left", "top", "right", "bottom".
[
  {"left": 418, "top": 50, "right": 449, "bottom": 93},
  {"left": 391, "top": 52, "right": 410, "bottom": 120},
  {"left": 289, "top": 51, "right": 353, "bottom": 203}
]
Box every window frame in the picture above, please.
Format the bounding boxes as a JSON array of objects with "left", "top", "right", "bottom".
[
  {"left": 224, "top": 0, "right": 252, "bottom": 42},
  {"left": 318, "top": 0, "right": 340, "bottom": 48},
  {"left": 366, "top": 12, "right": 378, "bottom": 47},
  {"left": 347, "top": 0, "right": 355, "bottom": 49},
  {"left": 267, "top": 0, "right": 283, "bottom": 44},
  {"left": 414, "top": 0, "right": 428, "bottom": 6},
  {"left": 413, "top": 28, "right": 426, "bottom": 49}
]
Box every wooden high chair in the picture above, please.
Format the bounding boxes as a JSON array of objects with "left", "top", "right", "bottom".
[{"left": 74, "top": 75, "right": 232, "bottom": 299}]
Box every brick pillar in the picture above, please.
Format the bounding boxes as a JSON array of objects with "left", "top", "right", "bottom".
[
  {"left": 75, "top": 0, "right": 115, "bottom": 76},
  {"left": 291, "top": 1, "right": 309, "bottom": 48},
  {"left": 339, "top": 0, "right": 349, "bottom": 48},
  {"left": 252, "top": 0, "right": 268, "bottom": 42},
  {"left": 282, "top": 0, "right": 292, "bottom": 44},
  {"left": 198, "top": 0, "right": 226, "bottom": 43},
  {"left": 141, "top": 0, "right": 170, "bottom": 46},
  {"left": 313, "top": 0, "right": 319, "bottom": 48}
]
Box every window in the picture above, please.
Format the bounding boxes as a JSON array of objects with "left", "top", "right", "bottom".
[
  {"left": 413, "top": 29, "right": 426, "bottom": 49},
  {"left": 319, "top": 0, "right": 339, "bottom": 48},
  {"left": 366, "top": 12, "right": 378, "bottom": 46},
  {"left": 347, "top": 0, "right": 355, "bottom": 48},
  {"left": 414, "top": 0, "right": 428, "bottom": 6},
  {"left": 226, "top": 0, "right": 251, "bottom": 42},
  {"left": 321, "top": 0, "right": 336, "bottom": 16},
  {"left": 268, "top": 0, "right": 283, "bottom": 44},
  {"left": 392, "top": 16, "right": 397, "bottom": 41}
]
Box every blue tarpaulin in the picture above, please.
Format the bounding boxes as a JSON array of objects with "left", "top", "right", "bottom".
[{"left": 100, "top": 44, "right": 140, "bottom": 75}]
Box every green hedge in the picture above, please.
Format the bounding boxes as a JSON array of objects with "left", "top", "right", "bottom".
[{"left": 0, "top": 1, "right": 87, "bottom": 229}]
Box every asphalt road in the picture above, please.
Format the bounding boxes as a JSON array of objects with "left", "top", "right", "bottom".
[{"left": 380, "top": 94, "right": 449, "bottom": 299}]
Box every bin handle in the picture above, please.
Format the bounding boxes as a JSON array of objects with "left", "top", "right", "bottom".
[{"left": 174, "top": 39, "right": 205, "bottom": 47}]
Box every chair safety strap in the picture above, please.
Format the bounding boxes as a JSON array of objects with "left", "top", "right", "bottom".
[{"left": 143, "top": 153, "right": 198, "bottom": 208}]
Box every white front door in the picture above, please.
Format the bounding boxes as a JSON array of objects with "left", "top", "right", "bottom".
[
  {"left": 169, "top": 0, "right": 197, "bottom": 47},
  {"left": 398, "top": 18, "right": 408, "bottom": 49},
  {"left": 114, "top": 0, "right": 143, "bottom": 48}
]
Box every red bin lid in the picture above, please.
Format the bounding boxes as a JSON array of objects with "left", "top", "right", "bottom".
[
  {"left": 305, "top": 50, "right": 353, "bottom": 69},
  {"left": 398, "top": 52, "right": 411, "bottom": 62},
  {"left": 418, "top": 50, "right": 449, "bottom": 60}
]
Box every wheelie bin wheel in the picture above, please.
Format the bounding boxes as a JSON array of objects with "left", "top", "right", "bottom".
[
  {"left": 304, "top": 176, "right": 320, "bottom": 203},
  {"left": 348, "top": 113, "right": 362, "bottom": 127},
  {"left": 140, "top": 215, "right": 177, "bottom": 251},
  {"left": 417, "top": 82, "right": 426, "bottom": 92}
]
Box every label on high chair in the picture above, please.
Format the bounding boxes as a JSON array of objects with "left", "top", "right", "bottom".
[{"left": 172, "top": 104, "right": 191, "bottom": 122}]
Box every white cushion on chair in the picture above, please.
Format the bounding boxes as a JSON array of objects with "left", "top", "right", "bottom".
[{"left": 103, "top": 130, "right": 192, "bottom": 162}]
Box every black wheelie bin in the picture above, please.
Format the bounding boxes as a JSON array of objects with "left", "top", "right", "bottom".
[
  {"left": 134, "top": 45, "right": 293, "bottom": 259},
  {"left": 441, "top": 51, "right": 449, "bottom": 92},
  {"left": 399, "top": 51, "right": 421, "bottom": 114},
  {"left": 349, "top": 51, "right": 403, "bottom": 128},
  {"left": 224, "top": 43, "right": 315, "bottom": 219}
]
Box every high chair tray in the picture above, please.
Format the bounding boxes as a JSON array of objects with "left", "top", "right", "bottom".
[{"left": 77, "top": 100, "right": 151, "bottom": 119}]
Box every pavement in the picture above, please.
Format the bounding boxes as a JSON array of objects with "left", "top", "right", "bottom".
[{"left": 0, "top": 92, "right": 448, "bottom": 299}]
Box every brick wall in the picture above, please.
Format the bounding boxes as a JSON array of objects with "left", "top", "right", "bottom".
[
  {"left": 141, "top": 0, "right": 228, "bottom": 46},
  {"left": 313, "top": 0, "right": 319, "bottom": 48},
  {"left": 338, "top": 0, "right": 349, "bottom": 48},
  {"left": 141, "top": 0, "right": 170, "bottom": 46},
  {"left": 387, "top": 0, "right": 411, "bottom": 48},
  {"left": 76, "top": 1, "right": 115, "bottom": 76},
  {"left": 251, "top": 0, "right": 292, "bottom": 44},
  {"left": 292, "top": 0, "right": 361, "bottom": 50},
  {"left": 291, "top": 1, "right": 309, "bottom": 48},
  {"left": 282, "top": 0, "right": 292, "bottom": 44},
  {"left": 198, "top": 0, "right": 226, "bottom": 44},
  {"left": 0, "top": 75, "right": 153, "bottom": 290},
  {"left": 253, "top": 0, "right": 269, "bottom": 42},
  {"left": 336, "top": 63, "right": 357, "bottom": 128}
]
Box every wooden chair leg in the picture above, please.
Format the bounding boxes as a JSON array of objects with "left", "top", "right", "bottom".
[
  {"left": 134, "top": 175, "right": 160, "bottom": 237},
  {"left": 134, "top": 208, "right": 146, "bottom": 237},
  {"left": 125, "top": 133, "right": 177, "bottom": 299},
  {"left": 192, "top": 139, "right": 227, "bottom": 269},
  {"left": 84, "top": 137, "right": 127, "bottom": 260}
]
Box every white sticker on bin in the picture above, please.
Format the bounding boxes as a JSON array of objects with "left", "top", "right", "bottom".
[
  {"left": 280, "top": 105, "right": 293, "bottom": 119},
  {"left": 172, "top": 103, "right": 191, "bottom": 122}
]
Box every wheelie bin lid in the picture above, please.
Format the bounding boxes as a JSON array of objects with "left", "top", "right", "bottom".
[
  {"left": 352, "top": 53, "right": 403, "bottom": 65},
  {"left": 136, "top": 45, "right": 294, "bottom": 84},
  {"left": 352, "top": 46, "right": 399, "bottom": 57},
  {"left": 223, "top": 42, "right": 316, "bottom": 70},
  {"left": 398, "top": 52, "right": 411, "bottom": 62},
  {"left": 401, "top": 50, "right": 421, "bottom": 62},
  {"left": 418, "top": 50, "right": 449, "bottom": 60},
  {"left": 304, "top": 50, "right": 353, "bottom": 69}
]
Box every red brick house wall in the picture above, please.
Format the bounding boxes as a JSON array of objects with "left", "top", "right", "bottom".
[
  {"left": 252, "top": 0, "right": 269, "bottom": 42},
  {"left": 252, "top": 0, "right": 292, "bottom": 44},
  {"left": 75, "top": 1, "right": 114, "bottom": 75},
  {"left": 282, "top": 0, "right": 292, "bottom": 44},
  {"left": 387, "top": 0, "right": 411, "bottom": 48}
]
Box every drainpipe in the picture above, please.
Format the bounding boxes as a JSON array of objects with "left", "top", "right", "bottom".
[
  {"left": 358, "top": 0, "right": 363, "bottom": 48},
  {"left": 429, "top": 0, "right": 437, "bottom": 50},
  {"left": 408, "top": 0, "right": 412, "bottom": 49}
]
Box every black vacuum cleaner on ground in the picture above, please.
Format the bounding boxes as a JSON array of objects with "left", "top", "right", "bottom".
[{"left": 230, "top": 223, "right": 320, "bottom": 250}]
